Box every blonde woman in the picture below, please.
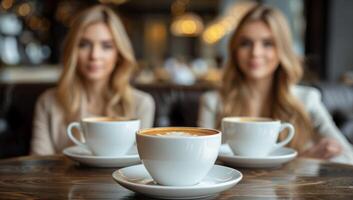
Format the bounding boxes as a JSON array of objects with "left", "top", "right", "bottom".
[
  {"left": 31, "top": 5, "right": 155, "bottom": 155},
  {"left": 198, "top": 5, "right": 353, "bottom": 164}
]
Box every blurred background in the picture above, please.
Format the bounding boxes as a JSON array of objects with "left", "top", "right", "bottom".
[
  {"left": 1, "top": 0, "right": 353, "bottom": 159},
  {"left": 0, "top": 0, "right": 352, "bottom": 85}
]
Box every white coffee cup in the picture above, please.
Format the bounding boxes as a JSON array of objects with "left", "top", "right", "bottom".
[
  {"left": 222, "top": 117, "right": 295, "bottom": 157},
  {"left": 67, "top": 117, "right": 140, "bottom": 157},
  {"left": 136, "top": 127, "right": 221, "bottom": 186}
]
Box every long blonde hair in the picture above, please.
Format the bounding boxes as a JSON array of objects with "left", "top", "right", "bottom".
[
  {"left": 219, "top": 5, "right": 314, "bottom": 152},
  {"left": 57, "top": 5, "right": 136, "bottom": 122}
]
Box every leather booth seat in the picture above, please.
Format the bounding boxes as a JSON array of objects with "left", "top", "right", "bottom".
[
  {"left": 0, "top": 82, "right": 352, "bottom": 158},
  {"left": 311, "top": 82, "right": 353, "bottom": 144}
]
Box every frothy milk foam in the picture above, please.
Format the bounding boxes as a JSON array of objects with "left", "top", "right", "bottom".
[
  {"left": 157, "top": 131, "right": 199, "bottom": 137},
  {"left": 141, "top": 128, "right": 214, "bottom": 137}
]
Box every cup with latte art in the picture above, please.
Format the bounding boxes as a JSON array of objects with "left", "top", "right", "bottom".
[{"left": 136, "top": 127, "right": 221, "bottom": 186}]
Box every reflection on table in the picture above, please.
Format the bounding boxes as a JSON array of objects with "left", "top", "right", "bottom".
[{"left": 1, "top": 155, "right": 353, "bottom": 199}]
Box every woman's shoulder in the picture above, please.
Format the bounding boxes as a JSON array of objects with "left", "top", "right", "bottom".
[
  {"left": 131, "top": 88, "right": 154, "bottom": 103},
  {"left": 201, "top": 90, "right": 219, "bottom": 100},
  {"left": 291, "top": 85, "right": 322, "bottom": 107},
  {"left": 200, "top": 90, "right": 220, "bottom": 109},
  {"left": 37, "top": 88, "right": 58, "bottom": 104},
  {"left": 130, "top": 88, "right": 155, "bottom": 116},
  {"left": 292, "top": 85, "right": 321, "bottom": 99},
  {"left": 35, "top": 87, "right": 61, "bottom": 114}
]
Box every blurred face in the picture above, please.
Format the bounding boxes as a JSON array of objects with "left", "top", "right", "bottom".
[
  {"left": 77, "top": 22, "right": 117, "bottom": 83},
  {"left": 235, "top": 20, "right": 279, "bottom": 81}
]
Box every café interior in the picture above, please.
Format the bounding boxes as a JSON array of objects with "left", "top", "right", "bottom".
[{"left": 1, "top": 0, "right": 353, "bottom": 199}]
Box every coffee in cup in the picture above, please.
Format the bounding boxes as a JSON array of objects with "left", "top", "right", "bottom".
[
  {"left": 67, "top": 117, "right": 140, "bottom": 157},
  {"left": 136, "top": 127, "right": 221, "bottom": 186},
  {"left": 222, "top": 117, "right": 295, "bottom": 157}
]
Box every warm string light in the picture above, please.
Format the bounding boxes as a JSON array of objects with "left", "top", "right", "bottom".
[
  {"left": 202, "top": 1, "right": 256, "bottom": 44},
  {"left": 171, "top": 13, "right": 204, "bottom": 37},
  {"left": 1, "top": 0, "right": 13, "bottom": 10},
  {"left": 1, "top": 0, "right": 49, "bottom": 32},
  {"left": 170, "top": 0, "right": 204, "bottom": 37},
  {"left": 17, "top": 3, "right": 32, "bottom": 17}
]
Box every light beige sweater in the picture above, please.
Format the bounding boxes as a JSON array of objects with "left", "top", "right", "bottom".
[{"left": 31, "top": 88, "right": 155, "bottom": 155}]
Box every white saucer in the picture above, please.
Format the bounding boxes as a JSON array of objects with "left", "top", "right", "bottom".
[
  {"left": 112, "top": 164, "right": 242, "bottom": 199},
  {"left": 218, "top": 144, "right": 298, "bottom": 168},
  {"left": 63, "top": 145, "right": 140, "bottom": 168}
]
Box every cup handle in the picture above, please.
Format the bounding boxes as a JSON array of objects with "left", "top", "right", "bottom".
[
  {"left": 274, "top": 122, "right": 295, "bottom": 150},
  {"left": 67, "top": 122, "right": 89, "bottom": 150}
]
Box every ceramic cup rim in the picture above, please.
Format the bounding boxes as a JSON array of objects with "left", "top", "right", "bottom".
[
  {"left": 137, "top": 127, "right": 221, "bottom": 139},
  {"left": 81, "top": 116, "right": 140, "bottom": 124},
  {"left": 222, "top": 117, "right": 280, "bottom": 124}
]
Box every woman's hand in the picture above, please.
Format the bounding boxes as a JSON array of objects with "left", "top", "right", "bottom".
[{"left": 301, "top": 137, "right": 342, "bottom": 159}]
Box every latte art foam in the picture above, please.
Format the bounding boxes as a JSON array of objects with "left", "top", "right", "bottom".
[{"left": 157, "top": 131, "right": 199, "bottom": 137}]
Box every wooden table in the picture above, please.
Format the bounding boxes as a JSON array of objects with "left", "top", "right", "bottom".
[{"left": 1, "top": 155, "right": 353, "bottom": 199}]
